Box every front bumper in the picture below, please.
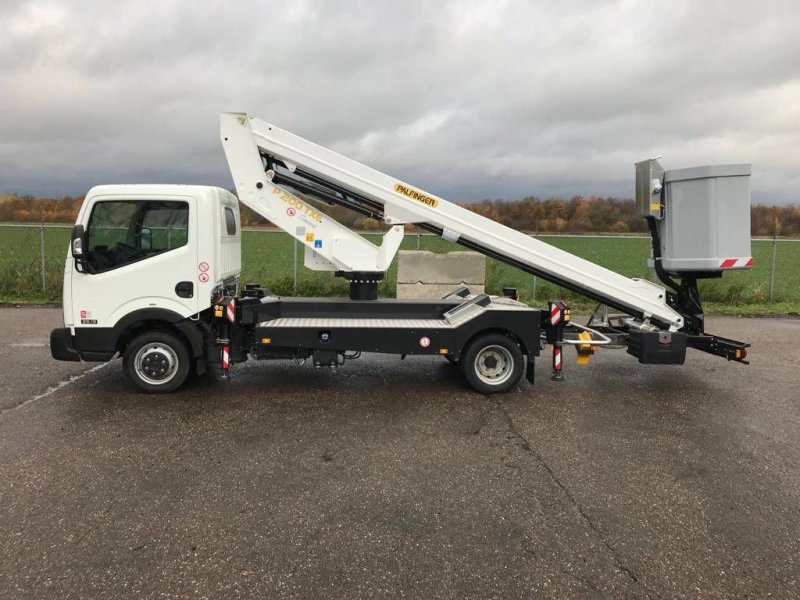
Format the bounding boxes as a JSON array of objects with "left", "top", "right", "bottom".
[
  {"left": 50, "top": 328, "right": 115, "bottom": 362},
  {"left": 50, "top": 328, "right": 81, "bottom": 361}
]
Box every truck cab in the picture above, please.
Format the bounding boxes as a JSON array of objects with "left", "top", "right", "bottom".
[{"left": 51, "top": 185, "right": 241, "bottom": 387}]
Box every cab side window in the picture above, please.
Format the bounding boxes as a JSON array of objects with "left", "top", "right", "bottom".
[
  {"left": 85, "top": 200, "right": 189, "bottom": 272},
  {"left": 224, "top": 207, "right": 237, "bottom": 235}
]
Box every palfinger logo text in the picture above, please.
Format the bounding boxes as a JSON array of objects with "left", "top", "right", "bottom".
[{"left": 394, "top": 183, "right": 439, "bottom": 208}]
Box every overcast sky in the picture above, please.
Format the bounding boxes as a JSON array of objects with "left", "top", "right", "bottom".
[{"left": 1, "top": 0, "right": 798, "bottom": 203}]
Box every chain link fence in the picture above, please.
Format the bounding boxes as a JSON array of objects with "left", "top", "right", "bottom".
[{"left": 1, "top": 223, "right": 798, "bottom": 307}]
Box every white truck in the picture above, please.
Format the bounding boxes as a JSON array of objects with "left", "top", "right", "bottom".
[{"left": 50, "top": 113, "right": 752, "bottom": 393}]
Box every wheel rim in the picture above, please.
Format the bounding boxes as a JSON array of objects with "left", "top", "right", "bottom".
[
  {"left": 134, "top": 342, "right": 179, "bottom": 385},
  {"left": 474, "top": 344, "right": 514, "bottom": 386}
]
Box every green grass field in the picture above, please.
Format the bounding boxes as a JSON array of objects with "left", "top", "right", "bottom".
[{"left": 1, "top": 225, "right": 798, "bottom": 313}]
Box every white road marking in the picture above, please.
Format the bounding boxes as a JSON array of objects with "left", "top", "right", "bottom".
[
  {"left": 1, "top": 362, "right": 113, "bottom": 416},
  {"left": 10, "top": 342, "right": 48, "bottom": 348}
]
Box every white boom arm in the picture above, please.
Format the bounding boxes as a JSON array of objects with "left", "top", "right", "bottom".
[
  {"left": 221, "top": 113, "right": 403, "bottom": 273},
  {"left": 221, "top": 113, "right": 684, "bottom": 330}
]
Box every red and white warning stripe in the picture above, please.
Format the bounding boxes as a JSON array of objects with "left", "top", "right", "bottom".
[
  {"left": 226, "top": 300, "right": 236, "bottom": 323},
  {"left": 550, "top": 304, "right": 561, "bottom": 326},
  {"left": 719, "top": 257, "right": 753, "bottom": 269},
  {"left": 553, "top": 346, "right": 562, "bottom": 371},
  {"left": 221, "top": 345, "right": 230, "bottom": 370}
]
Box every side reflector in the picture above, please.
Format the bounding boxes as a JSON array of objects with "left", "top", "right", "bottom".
[
  {"left": 261, "top": 338, "right": 271, "bottom": 344},
  {"left": 439, "top": 348, "right": 449, "bottom": 354}
]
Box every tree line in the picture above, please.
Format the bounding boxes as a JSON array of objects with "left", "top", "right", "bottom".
[{"left": 1, "top": 193, "right": 798, "bottom": 236}]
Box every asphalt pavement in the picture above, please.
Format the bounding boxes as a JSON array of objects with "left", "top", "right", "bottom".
[{"left": 0, "top": 307, "right": 798, "bottom": 599}]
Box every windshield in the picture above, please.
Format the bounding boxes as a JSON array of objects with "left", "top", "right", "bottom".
[{"left": 85, "top": 200, "right": 188, "bottom": 272}]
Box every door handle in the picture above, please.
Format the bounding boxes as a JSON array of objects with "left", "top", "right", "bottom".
[{"left": 175, "top": 281, "right": 194, "bottom": 298}]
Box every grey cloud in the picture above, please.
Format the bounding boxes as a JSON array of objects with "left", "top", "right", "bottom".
[{"left": 0, "top": 0, "right": 798, "bottom": 203}]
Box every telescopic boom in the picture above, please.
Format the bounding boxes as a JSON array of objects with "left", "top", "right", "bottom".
[{"left": 221, "top": 112, "right": 685, "bottom": 329}]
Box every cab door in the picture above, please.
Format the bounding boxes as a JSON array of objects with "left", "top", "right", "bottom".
[{"left": 71, "top": 194, "right": 199, "bottom": 331}]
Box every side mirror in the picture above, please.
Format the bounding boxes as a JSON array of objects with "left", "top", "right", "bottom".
[
  {"left": 71, "top": 224, "right": 94, "bottom": 274},
  {"left": 140, "top": 227, "right": 152, "bottom": 250},
  {"left": 71, "top": 224, "right": 85, "bottom": 258}
]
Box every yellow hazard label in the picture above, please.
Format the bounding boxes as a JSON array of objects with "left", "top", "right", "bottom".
[
  {"left": 305, "top": 232, "right": 315, "bottom": 242},
  {"left": 650, "top": 203, "right": 661, "bottom": 212},
  {"left": 394, "top": 183, "right": 439, "bottom": 208}
]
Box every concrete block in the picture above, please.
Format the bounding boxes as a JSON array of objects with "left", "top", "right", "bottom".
[
  {"left": 396, "top": 250, "right": 485, "bottom": 299},
  {"left": 397, "top": 251, "right": 485, "bottom": 284},
  {"left": 397, "top": 282, "right": 486, "bottom": 299}
]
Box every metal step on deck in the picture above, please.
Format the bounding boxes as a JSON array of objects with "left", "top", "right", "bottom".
[{"left": 260, "top": 317, "right": 453, "bottom": 329}]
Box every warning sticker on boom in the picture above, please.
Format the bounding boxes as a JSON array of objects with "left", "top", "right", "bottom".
[{"left": 394, "top": 183, "right": 439, "bottom": 208}]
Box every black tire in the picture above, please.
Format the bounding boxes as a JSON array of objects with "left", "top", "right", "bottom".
[
  {"left": 461, "top": 333, "right": 524, "bottom": 394},
  {"left": 123, "top": 330, "right": 191, "bottom": 393}
]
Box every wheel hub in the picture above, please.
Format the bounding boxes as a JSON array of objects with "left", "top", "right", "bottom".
[
  {"left": 134, "top": 343, "right": 178, "bottom": 385},
  {"left": 474, "top": 345, "right": 513, "bottom": 386},
  {"left": 141, "top": 351, "right": 171, "bottom": 379}
]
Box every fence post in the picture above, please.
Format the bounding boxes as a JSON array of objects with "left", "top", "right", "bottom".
[
  {"left": 529, "top": 233, "right": 536, "bottom": 302},
  {"left": 769, "top": 234, "right": 777, "bottom": 302},
  {"left": 416, "top": 233, "right": 421, "bottom": 250},
  {"left": 292, "top": 238, "right": 298, "bottom": 294},
  {"left": 39, "top": 224, "right": 46, "bottom": 293}
]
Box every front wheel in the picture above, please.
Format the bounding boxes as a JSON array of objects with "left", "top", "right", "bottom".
[
  {"left": 461, "top": 333, "right": 524, "bottom": 394},
  {"left": 123, "top": 331, "right": 191, "bottom": 393}
]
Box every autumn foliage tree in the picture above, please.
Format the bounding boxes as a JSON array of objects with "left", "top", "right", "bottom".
[
  {"left": 0, "top": 193, "right": 797, "bottom": 236},
  {"left": 0, "top": 194, "right": 85, "bottom": 224}
]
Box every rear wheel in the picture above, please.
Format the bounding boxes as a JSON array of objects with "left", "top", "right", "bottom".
[
  {"left": 461, "top": 333, "right": 523, "bottom": 394},
  {"left": 123, "top": 331, "right": 191, "bottom": 393}
]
